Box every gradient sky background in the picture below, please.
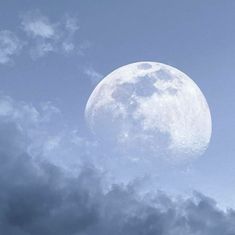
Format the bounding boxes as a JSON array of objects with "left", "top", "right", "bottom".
[{"left": 0, "top": 1, "right": 235, "bottom": 234}]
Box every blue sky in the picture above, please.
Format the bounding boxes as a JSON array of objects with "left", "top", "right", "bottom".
[{"left": 0, "top": 1, "right": 235, "bottom": 234}]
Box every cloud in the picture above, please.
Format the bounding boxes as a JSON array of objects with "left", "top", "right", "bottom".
[
  {"left": 30, "top": 41, "right": 55, "bottom": 58},
  {"left": 0, "top": 94, "right": 234, "bottom": 234},
  {"left": 20, "top": 11, "right": 82, "bottom": 58},
  {"left": 0, "top": 95, "right": 61, "bottom": 127},
  {"left": 21, "top": 12, "right": 56, "bottom": 39},
  {"left": 62, "top": 42, "right": 75, "bottom": 53},
  {"left": 84, "top": 67, "right": 103, "bottom": 85},
  {"left": 0, "top": 11, "right": 88, "bottom": 64},
  {"left": 0, "top": 95, "right": 40, "bottom": 124},
  {"left": 21, "top": 11, "right": 58, "bottom": 58},
  {"left": 0, "top": 30, "right": 23, "bottom": 64},
  {"left": 65, "top": 16, "right": 79, "bottom": 34},
  {"left": 61, "top": 16, "right": 79, "bottom": 54}
]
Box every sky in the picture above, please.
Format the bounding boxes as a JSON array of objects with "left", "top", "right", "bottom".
[{"left": 0, "top": 0, "right": 235, "bottom": 234}]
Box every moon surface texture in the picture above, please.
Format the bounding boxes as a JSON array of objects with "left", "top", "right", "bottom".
[{"left": 85, "top": 62, "right": 212, "bottom": 162}]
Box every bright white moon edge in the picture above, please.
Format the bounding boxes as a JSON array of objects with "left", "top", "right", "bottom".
[{"left": 85, "top": 61, "right": 212, "bottom": 162}]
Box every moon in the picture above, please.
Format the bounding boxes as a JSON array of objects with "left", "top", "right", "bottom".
[{"left": 85, "top": 62, "right": 212, "bottom": 162}]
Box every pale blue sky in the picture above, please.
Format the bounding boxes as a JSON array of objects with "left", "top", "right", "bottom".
[{"left": 0, "top": 0, "right": 235, "bottom": 208}]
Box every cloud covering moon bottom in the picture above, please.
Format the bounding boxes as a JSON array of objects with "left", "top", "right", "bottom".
[{"left": 85, "top": 62, "right": 212, "bottom": 162}]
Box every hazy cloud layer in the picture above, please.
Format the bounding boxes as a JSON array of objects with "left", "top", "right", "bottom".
[{"left": 0, "top": 95, "right": 234, "bottom": 235}]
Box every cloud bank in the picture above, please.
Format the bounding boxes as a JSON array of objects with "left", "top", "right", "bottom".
[{"left": 0, "top": 95, "right": 234, "bottom": 235}]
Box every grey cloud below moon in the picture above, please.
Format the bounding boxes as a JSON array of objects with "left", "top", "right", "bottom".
[
  {"left": 0, "top": 94, "right": 232, "bottom": 235},
  {"left": 0, "top": 110, "right": 233, "bottom": 235}
]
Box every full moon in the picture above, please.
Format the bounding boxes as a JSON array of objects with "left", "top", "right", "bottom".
[{"left": 85, "top": 62, "right": 212, "bottom": 162}]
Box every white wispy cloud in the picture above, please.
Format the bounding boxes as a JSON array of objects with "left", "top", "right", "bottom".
[
  {"left": 0, "top": 95, "right": 61, "bottom": 129},
  {"left": 30, "top": 41, "right": 54, "bottom": 58},
  {"left": 84, "top": 67, "right": 103, "bottom": 85},
  {"left": 61, "top": 16, "right": 79, "bottom": 53},
  {"left": 65, "top": 16, "right": 79, "bottom": 34},
  {"left": 21, "top": 12, "right": 56, "bottom": 39},
  {"left": 62, "top": 42, "right": 75, "bottom": 53},
  {"left": 0, "top": 11, "right": 89, "bottom": 64},
  {"left": 20, "top": 11, "right": 82, "bottom": 58},
  {"left": 0, "top": 30, "right": 23, "bottom": 64},
  {"left": 21, "top": 11, "right": 60, "bottom": 58}
]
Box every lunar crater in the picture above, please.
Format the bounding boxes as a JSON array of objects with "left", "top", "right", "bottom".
[{"left": 138, "top": 62, "right": 152, "bottom": 70}]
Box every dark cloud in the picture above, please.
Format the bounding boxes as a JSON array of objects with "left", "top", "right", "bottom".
[{"left": 0, "top": 99, "right": 234, "bottom": 235}]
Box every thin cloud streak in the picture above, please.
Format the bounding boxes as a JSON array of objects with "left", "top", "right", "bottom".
[{"left": 84, "top": 67, "right": 103, "bottom": 85}]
